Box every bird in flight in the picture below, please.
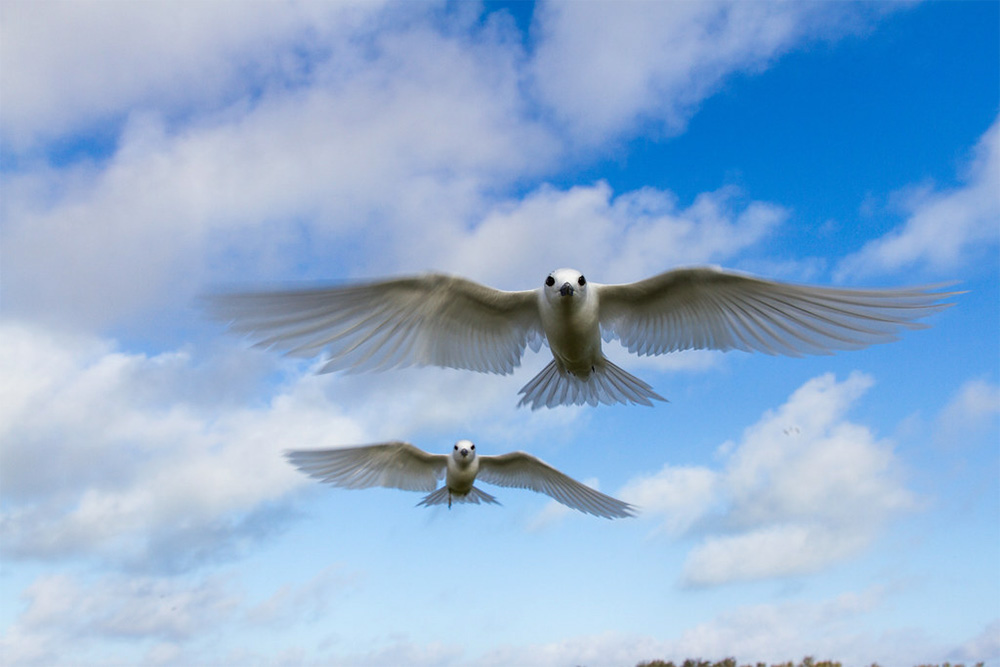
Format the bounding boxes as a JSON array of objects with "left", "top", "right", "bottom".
[
  {"left": 286, "top": 439, "right": 636, "bottom": 519},
  {"left": 206, "top": 266, "right": 956, "bottom": 409}
]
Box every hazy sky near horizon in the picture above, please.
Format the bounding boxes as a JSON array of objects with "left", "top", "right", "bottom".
[{"left": 1, "top": 2, "right": 998, "bottom": 665}]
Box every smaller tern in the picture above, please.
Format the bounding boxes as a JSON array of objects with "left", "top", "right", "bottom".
[{"left": 286, "top": 440, "right": 636, "bottom": 519}]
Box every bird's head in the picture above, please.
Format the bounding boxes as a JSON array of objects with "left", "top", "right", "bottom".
[
  {"left": 451, "top": 439, "right": 477, "bottom": 464},
  {"left": 544, "top": 268, "right": 588, "bottom": 301}
]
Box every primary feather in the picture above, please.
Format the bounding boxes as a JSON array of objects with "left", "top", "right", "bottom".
[
  {"left": 598, "top": 267, "right": 957, "bottom": 357},
  {"left": 206, "top": 274, "right": 541, "bottom": 374},
  {"left": 286, "top": 441, "right": 445, "bottom": 492},
  {"left": 478, "top": 451, "right": 636, "bottom": 519}
]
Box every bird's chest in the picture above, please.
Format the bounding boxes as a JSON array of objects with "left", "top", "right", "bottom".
[
  {"left": 446, "top": 459, "right": 478, "bottom": 494},
  {"left": 541, "top": 303, "right": 601, "bottom": 373}
]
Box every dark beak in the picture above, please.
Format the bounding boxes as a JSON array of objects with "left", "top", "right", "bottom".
[
  {"left": 559, "top": 282, "right": 575, "bottom": 297},
  {"left": 460, "top": 448, "right": 469, "bottom": 457}
]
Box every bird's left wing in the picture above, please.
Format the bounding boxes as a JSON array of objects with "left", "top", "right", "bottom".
[
  {"left": 477, "top": 452, "right": 636, "bottom": 519},
  {"left": 286, "top": 442, "right": 447, "bottom": 492},
  {"left": 597, "top": 267, "right": 958, "bottom": 357},
  {"left": 205, "top": 273, "right": 542, "bottom": 374}
]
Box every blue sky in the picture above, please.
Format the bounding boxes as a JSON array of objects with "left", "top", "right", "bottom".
[{"left": 1, "top": 1, "right": 998, "bottom": 665}]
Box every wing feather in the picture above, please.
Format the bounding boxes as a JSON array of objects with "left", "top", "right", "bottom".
[
  {"left": 286, "top": 442, "right": 446, "bottom": 492},
  {"left": 205, "top": 274, "right": 541, "bottom": 374},
  {"left": 477, "top": 452, "right": 635, "bottom": 519},
  {"left": 598, "top": 267, "right": 959, "bottom": 357}
]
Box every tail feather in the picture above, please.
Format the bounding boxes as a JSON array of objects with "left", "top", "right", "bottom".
[
  {"left": 517, "top": 358, "right": 667, "bottom": 410},
  {"left": 417, "top": 485, "right": 501, "bottom": 508}
]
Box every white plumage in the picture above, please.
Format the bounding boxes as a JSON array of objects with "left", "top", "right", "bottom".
[
  {"left": 286, "top": 440, "right": 636, "bottom": 520},
  {"left": 207, "top": 266, "right": 957, "bottom": 409}
]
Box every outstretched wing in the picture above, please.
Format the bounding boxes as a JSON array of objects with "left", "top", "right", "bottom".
[
  {"left": 478, "top": 452, "right": 636, "bottom": 519},
  {"left": 286, "top": 442, "right": 447, "bottom": 492},
  {"left": 597, "top": 267, "right": 958, "bottom": 357},
  {"left": 205, "top": 274, "right": 542, "bottom": 374}
]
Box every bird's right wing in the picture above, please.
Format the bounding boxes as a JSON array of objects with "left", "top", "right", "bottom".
[
  {"left": 598, "top": 267, "right": 958, "bottom": 357},
  {"left": 286, "top": 442, "right": 447, "bottom": 492},
  {"left": 478, "top": 452, "right": 636, "bottom": 519},
  {"left": 204, "top": 274, "right": 542, "bottom": 374}
]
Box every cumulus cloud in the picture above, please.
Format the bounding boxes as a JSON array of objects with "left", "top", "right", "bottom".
[
  {"left": 529, "top": 1, "right": 894, "bottom": 144},
  {"left": 2, "top": 1, "right": 896, "bottom": 154},
  {"left": 621, "top": 465, "right": 718, "bottom": 535},
  {"left": 0, "top": 1, "right": 392, "bottom": 149},
  {"left": 622, "top": 372, "right": 915, "bottom": 586},
  {"left": 1, "top": 11, "right": 553, "bottom": 332},
  {"left": 0, "top": 321, "right": 359, "bottom": 569},
  {"left": 0, "top": 564, "right": 362, "bottom": 666},
  {"left": 837, "top": 116, "right": 1000, "bottom": 279},
  {"left": 434, "top": 182, "right": 788, "bottom": 290},
  {"left": 0, "top": 572, "right": 240, "bottom": 665}
]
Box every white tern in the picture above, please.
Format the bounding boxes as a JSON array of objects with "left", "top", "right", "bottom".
[
  {"left": 207, "top": 266, "right": 956, "bottom": 409},
  {"left": 286, "top": 439, "right": 636, "bottom": 519}
]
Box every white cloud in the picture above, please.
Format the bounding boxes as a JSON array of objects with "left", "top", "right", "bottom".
[
  {"left": 0, "top": 572, "right": 240, "bottom": 665},
  {"left": 620, "top": 465, "right": 717, "bottom": 535},
  {"left": 0, "top": 9, "right": 552, "bottom": 332},
  {"left": 0, "top": 321, "right": 360, "bottom": 568},
  {"left": 837, "top": 116, "right": 1000, "bottom": 279},
  {"left": 622, "top": 372, "right": 915, "bottom": 586},
  {"left": 436, "top": 182, "right": 788, "bottom": 289},
  {"left": 682, "top": 522, "right": 869, "bottom": 586},
  {"left": 530, "top": 1, "right": 895, "bottom": 144},
  {"left": 2, "top": 1, "right": 898, "bottom": 155},
  {"left": 0, "top": 1, "right": 392, "bottom": 149}
]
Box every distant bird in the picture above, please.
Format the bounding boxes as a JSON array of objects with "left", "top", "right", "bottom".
[
  {"left": 286, "top": 439, "right": 636, "bottom": 520},
  {"left": 206, "top": 266, "right": 957, "bottom": 409}
]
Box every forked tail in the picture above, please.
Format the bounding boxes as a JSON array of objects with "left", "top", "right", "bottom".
[
  {"left": 417, "top": 485, "right": 501, "bottom": 508},
  {"left": 517, "top": 358, "right": 666, "bottom": 410}
]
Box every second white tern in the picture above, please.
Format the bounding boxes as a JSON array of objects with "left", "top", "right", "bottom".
[{"left": 286, "top": 439, "right": 636, "bottom": 519}]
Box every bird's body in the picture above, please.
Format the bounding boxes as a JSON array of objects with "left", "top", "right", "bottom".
[
  {"left": 207, "top": 266, "right": 957, "bottom": 409},
  {"left": 443, "top": 441, "right": 478, "bottom": 500},
  {"left": 286, "top": 439, "right": 636, "bottom": 519},
  {"left": 537, "top": 269, "right": 603, "bottom": 378}
]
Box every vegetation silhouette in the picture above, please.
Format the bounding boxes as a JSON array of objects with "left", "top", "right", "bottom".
[{"left": 635, "top": 658, "right": 984, "bottom": 667}]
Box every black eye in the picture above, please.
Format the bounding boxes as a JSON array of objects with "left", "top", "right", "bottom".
[
  {"left": 470, "top": 444, "right": 475, "bottom": 450},
  {"left": 545, "top": 276, "right": 555, "bottom": 287},
  {"left": 578, "top": 275, "right": 586, "bottom": 286},
  {"left": 454, "top": 444, "right": 458, "bottom": 450}
]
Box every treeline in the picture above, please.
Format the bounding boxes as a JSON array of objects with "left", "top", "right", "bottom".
[{"left": 636, "top": 658, "right": 985, "bottom": 667}]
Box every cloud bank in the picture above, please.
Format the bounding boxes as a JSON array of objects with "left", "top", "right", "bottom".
[{"left": 623, "top": 372, "right": 915, "bottom": 586}]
